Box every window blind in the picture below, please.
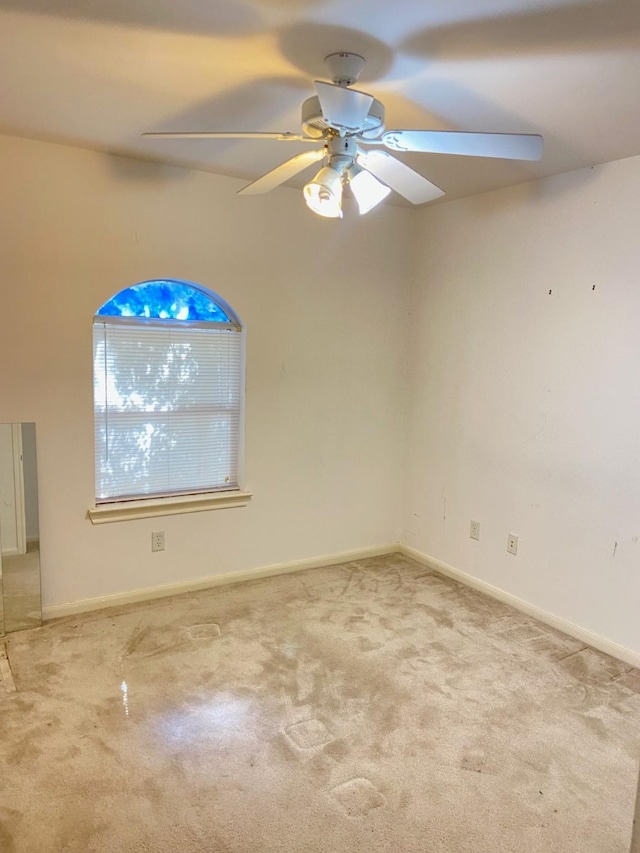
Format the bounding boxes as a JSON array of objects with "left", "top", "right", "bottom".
[{"left": 93, "top": 321, "right": 242, "bottom": 503}]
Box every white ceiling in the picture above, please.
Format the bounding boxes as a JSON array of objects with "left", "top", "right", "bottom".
[{"left": 1, "top": 0, "right": 639, "bottom": 206}]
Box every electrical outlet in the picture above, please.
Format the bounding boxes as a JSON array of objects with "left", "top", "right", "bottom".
[
  {"left": 152, "top": 531, "right": 165, "bottom": 552},
  {"left": 507, "top": 533, "right": 518, "bottom": 556},
  {"left": 470, "top": 520, "right": 480, "bottom": 541}
]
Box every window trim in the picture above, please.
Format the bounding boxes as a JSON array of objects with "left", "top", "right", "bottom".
[
  {"left": 88, "top": 489, "right": 252, "bottom": 524},
  {"left": 92, "top": 280, "right": 247, "bottom": 515}
]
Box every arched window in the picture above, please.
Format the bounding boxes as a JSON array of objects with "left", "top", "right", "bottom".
[{"left": 93, "top": 280, "right": 243, "bottom": 504}]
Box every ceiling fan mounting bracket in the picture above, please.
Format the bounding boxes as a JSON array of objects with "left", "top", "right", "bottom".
[{"left": 324, "top": 52, "right": 365, "bottom": 87}]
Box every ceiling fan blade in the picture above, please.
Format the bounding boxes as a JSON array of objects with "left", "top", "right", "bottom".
[
  {"left": 314, "top": 81, "right": 374, "bottom": 131},
  {"left": 143, "top": 131, "right": 317, "bottom": 142},
  {"left": 238, "top": 148, "right": 325, "bottom": 195},
  {"left": 357, "top": 150, "right": 444, "bottom": 205},
  {"left": 381, "top": 130, "right": 543, "bottom": 161}
]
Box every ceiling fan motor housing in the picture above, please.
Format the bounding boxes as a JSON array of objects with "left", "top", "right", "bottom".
[{"left": 301, "top": 95, "right": 385, "bottom": 138}]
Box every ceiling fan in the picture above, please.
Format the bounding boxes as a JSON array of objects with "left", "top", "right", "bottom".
[{"left": 144, "top": 52, "right": 543, "bottom": 219}]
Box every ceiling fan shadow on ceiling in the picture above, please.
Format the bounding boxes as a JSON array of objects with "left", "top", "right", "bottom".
[{"left": 143, "top": 52, "right": 543, "bottom": 219}]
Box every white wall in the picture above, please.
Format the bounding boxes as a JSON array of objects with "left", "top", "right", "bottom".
[
  {"left": 404, "top": 154, "right": 640, "bottom": 653},
  {"left": 7, "top": 130, "right": 638, "bottom": 655},
  {"left": 0, "top": 134, "right": 412, "bottom": 608}
]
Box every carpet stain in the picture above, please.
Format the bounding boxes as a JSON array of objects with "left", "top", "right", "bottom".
[
  {"left": 330, "top": 777, "right": 387, "bottom": 817},
  {"left": 0, "top": 823, "right": 15, "bottom": 853},
  {"left": 188, "top": 623, "right": 221, "bottom": 640},
  {"left": 284, "top": 717, "right": 334, "bottom": 750}
]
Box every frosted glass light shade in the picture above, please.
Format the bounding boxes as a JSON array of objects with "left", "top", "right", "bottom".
[{"left": 304, "top": 166, "right": 343, "bottom": 218}]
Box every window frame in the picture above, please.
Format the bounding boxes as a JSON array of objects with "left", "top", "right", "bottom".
[{"left": 89, "top": 280, "right": 251, "bottom": 523}]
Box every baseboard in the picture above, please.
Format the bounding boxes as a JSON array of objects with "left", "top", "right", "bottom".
[
  {"left": 44, "top": 541, "right": 639, "bottom": 668},
  {"left": 399, "top": 544, "right": 640, "bottom": 670},
  {"left": 42, "top": 543, "right": 398, "bottom": 621}
]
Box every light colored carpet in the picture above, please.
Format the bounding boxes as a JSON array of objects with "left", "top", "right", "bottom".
[
  {"left": 1, "top": 553, "right": 639, "bottom": 852},
  {"left": 1, "top": 541, "right": 42, "bottom": 633}
]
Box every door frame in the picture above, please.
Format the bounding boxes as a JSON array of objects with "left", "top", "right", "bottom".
[{"left": 11, "top": 424, "right": 26, "bottom": 556}]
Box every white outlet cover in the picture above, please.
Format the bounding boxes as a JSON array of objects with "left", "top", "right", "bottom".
[
  {"left": 470, "top": 520, "right": 480, "bottom": 541},
  {"left": 507, "top": 534, "right": 518, "bottom": 555}
]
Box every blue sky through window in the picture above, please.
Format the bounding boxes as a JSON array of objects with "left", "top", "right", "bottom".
[{"left": 97, "top": 280, "right": 230, "bottom": 322}]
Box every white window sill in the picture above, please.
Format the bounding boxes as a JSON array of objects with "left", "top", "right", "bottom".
[{"left": 87, "top": 490, "right": 252, "bottom": 524}]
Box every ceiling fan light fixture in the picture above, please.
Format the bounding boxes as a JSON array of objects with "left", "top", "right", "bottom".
[
  {"left": 348, "top": 165, "right": 391, "bottom": 215},
  {"left": 304, "top": 165, "right": 343, "bottom": 218}
]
